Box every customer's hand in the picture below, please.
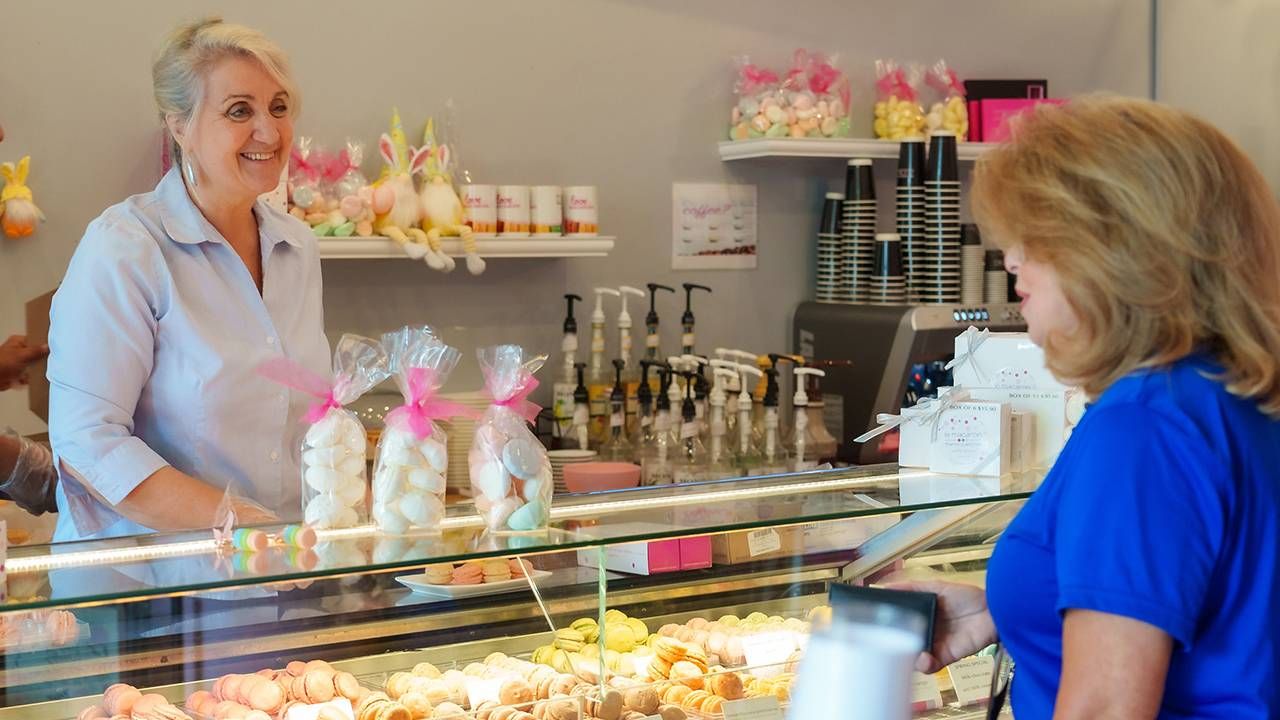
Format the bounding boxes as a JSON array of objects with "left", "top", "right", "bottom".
[
  {"left": 888, "top": 579, "right": 996, "bottom": 673},
  {"left": 0, "top": 335, "right": 49, "bottom": 391}
]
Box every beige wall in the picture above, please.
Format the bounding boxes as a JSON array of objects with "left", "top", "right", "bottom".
[
  {"left": 0, "top": 0, "right": 1150, "bottom": 434},
  {"left": 1157, "top": 0, "right": 1280, "bottom": 192}
]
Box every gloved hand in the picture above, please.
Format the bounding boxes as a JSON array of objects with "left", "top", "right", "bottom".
[{"left": 1, "top": 427, "right": 58, "bottom": 515}]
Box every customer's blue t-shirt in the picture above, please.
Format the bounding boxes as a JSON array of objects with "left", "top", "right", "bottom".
[{"left": 987, "top": 354, "right": 1280, "bottom": 718}]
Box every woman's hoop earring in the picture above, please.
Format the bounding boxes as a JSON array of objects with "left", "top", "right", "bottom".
[{"left": 185, "top": 159, "right": 198, "bottom": 187}]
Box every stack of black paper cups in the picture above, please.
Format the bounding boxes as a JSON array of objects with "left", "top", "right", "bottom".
[
  {"left": 815, "top": 192, "right": 844, "bottom": 303},
  {"left": 842, "top": 159, "right": 877, "bottom": 303},
  {"left": 869, "top": 233, "right": 908, "bottom": 305},
  {"left": 920, "top": 131, "right": 962, "bottom": 303},
  {"left": 895, "top": 138, "right": 926, "bottom": 303}
]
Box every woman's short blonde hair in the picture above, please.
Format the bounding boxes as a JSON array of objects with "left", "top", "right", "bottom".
[
  {"left": 152, "top": 17, "right": 299, "bottom": 161},
  {"left": 972, "top": 95, "right": 1280, "bottom": 416}
]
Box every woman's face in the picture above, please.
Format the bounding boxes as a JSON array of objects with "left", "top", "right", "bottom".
[
  {"left": 1004, "top": 244, "right": 1080, "bottom": 347},
  {"left": 172, "top": 56, "right": 292, "bottom": 205}
]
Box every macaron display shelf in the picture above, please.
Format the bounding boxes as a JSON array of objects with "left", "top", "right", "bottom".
[
  {"left": 317, "top": 236, "right": 616, "bottom": 260},
  {"left": 717, "top": 137, "right": 994, "bottom": 162}
]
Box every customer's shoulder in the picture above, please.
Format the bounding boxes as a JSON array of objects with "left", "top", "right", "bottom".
[{"left": 77, "top": 187, "right": 170, "bottom": 263}]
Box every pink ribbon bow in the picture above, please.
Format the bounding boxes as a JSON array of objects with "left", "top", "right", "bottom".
[
  {"left": 484, "top": 372, "right": 542, "bottom": 425},
  {"left": 877, "top": 67, "right": 916, "bottom": 102},
  {"left": 290, "top": 146, "right": 321, "bottom": 184},
  {"left": 740, "top": 64, "right": 779, "bottom": 94},
  {"left": 927, "top": 65, "right": 964, "bottom": 97},
  {"left": 256, "top": 357, "right": 349, "bottom": 424},
  {"left": 385, "top": 367, "right": 478, "bottom": 440}
]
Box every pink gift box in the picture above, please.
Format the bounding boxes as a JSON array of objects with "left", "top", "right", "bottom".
[{"left": 975, "top": 97, "right": 1066, "bottom": 143}]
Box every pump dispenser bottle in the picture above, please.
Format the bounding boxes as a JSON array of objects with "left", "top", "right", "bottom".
[
  {"left": 707, "top": 367, "right": 741, "bottom": 479},
  {"left": 732, "top": 364, "right": 764, "bottom": 474},
  {"left": 571, "top": 362, "right": 590, "bottom": 451},
  {"left": 617, "top": 286, "right": 646, "bottom": 435},
  {"left": 680, "top": 283, "right": 712, "bottom": 355},
  {"left": 552, "top": 294, "right": 582, "bottom": 449},
  {"left": 754, "top": 356, "right": 794, "bottom": 475},
  {"left": 672, "top": 371, "right": 710, "bottom": 483},
  {"left": 642, "top": 367, "right": 677, "bottom": 486},
  {"left": 710, "top": 358, "right": 742, "bottom": 442},
  {"left": 787, "top": 367, "right": 827, "bottom": 471},
  {"left": 666, "top": 355, "right": 686, "bottom": 414},
  {"left": 644, "top": 283, "right": 675, "bottom": 363},
  {"left": 587, "top": 288, "right": 620, "bottom": 447},
  {"left": 682, "top": 354, "right": 711, "bottom": 440},
  {"left": 634, "top": 360, "right": 663, "bottom": 457},
  {"left": 600, "top": 359, "right": 634, "bottom": 462}
]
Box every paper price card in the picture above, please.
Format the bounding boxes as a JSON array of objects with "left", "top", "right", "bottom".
[
  {"left": 747, "top": 528, "right": 781, "bottom": 557},
  {"left": 741, "top": 631, "right": 797, "bottom": 678},
  {"left": 911, "top": 672, "right": 944, "bottom": 712},
  {"left": 948, "top": 655, "right": 995, "bottom": 707},
  {"left": 723, "top": 696, "right": 784, "bottom": 720}
]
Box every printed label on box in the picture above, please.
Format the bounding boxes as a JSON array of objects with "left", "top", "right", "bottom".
[
  {"left": 948, "top": 655, "right": 995, "bottom": 707},
  {"left": 747, "top": 528, "right": 782, "bottom": 557},
  {"left": 723, "top": 696, "right": 784, "bottom": 720},
  {"left": 741, "top": 631, "right": 797, "bottom": 677},
  {"left": 910, "top": 673, "right": 944, "bottom": 711}
]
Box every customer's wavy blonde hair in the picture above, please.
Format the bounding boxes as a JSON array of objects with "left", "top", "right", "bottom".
[{"left": 972, "top": 95, "right": 1280, "bottom": 416}]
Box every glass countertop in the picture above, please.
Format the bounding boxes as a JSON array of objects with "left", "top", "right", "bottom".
[{"left": 2, "top": 465, "right": 1041, "bottom": 612}]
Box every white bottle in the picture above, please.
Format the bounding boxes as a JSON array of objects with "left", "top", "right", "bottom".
[
  {"left": 788, "top": 367, "right": 827, "bottom": 471},
  {"left": 732, "top": 363, "right": 764, "bottom": 473},
  {"left": 617, "top": 285, "right": 646, "bottom": 434},
  {"left": 707, "top": 367, "right": 741, "bottom": 479},
  {"left": 588, "top": 288, "right": 620, "bottom": 447}
]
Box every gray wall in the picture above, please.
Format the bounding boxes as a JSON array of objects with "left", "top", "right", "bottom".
[{"left": 0, "top": 0, "right": 1150, "bottom": 434}]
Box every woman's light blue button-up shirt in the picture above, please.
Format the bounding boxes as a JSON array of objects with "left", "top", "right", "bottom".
[{"left": 48, "top": 169, "right": 330, "bottom": 541}]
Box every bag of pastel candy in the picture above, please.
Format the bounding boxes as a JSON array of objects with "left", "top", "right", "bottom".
[
  {"left": 258, "top": 334, "right": 388, "bottom": 529},
  {"left": 469, "top": 345, "right": 552, "bottom": 532},
  {"left": 728, "top": 55, "right": 782, "bottom": 141},
  {"left": 373, "top": 326, "right": 470, "bottom": 534},
  {"left": 873, "top": 59, "right": 926, "bottom": 140},
  {"left": 924, "top": 59, "right": 969, "bottom": 139},
  {"left": 804, "top": 51, "right": 851, "bottom": 138}
]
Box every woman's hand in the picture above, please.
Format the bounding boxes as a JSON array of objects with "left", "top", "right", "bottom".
[
  {"left": 0, "top": 335, "right": 49, "bottom": 391},
  {"left": 888, "top": 579, "right": 997, "bottom": 673}
]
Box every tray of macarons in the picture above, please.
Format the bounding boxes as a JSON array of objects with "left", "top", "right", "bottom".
[{"left": 396, "top": 558, "right": 550, "bottom": 599}]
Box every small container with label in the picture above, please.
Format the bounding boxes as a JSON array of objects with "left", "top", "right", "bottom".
[
  {"left": 461, "top": 184, "right": 498, "bottom": 234},
  {"left": 496, "top": 185, "right": 531, "bottom": 237},
  {"left": 529, "top": 185, "right": 563, "bottom": 236},
  {"left": 563, "top": 185, "right": 599, "bottom": 236}
]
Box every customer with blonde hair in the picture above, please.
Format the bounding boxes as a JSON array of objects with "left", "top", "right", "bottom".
[
  {"left": 48, "top": 18, "right": 328, "bottom": 541},
  {"left": 906, "top": 96, "right": 1280, "bottom": 718}
]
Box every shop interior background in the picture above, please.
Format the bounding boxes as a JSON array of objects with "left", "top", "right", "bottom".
[{"left": 1, "top": 0, "right": 1269, "bottom": 436}]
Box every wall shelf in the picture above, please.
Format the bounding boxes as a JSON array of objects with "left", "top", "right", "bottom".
[
  {"left": 718, "top": 137, "right": 994, "bottom": 162},
  {"left": 317, "top": 235, "right": 615, "bottom": 260}
]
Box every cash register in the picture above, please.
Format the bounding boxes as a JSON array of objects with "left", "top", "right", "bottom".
[{"left": 793, "top": 302, "right": 1027, "bottom": 464}]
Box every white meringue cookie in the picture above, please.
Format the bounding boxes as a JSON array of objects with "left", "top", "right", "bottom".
[
  {"left": 407, "top": 468, "right": 446, "bottom": 495},
  {"left": 373, "top": 501, "right": 410, "bottom": 534},
  {"left": 304, "top": 412, "right": 344, "bottom": 448},
  {"left": 304, "top": 466, "right": 344, "bottom": 492},
  {"left": 338, "top": 454, "right": 366, "bottom": 477},
  {"left": 472, "top": 459, "right": 512, "bottom": 500},
  {"left": 302, "top": 445, "right": 348, "bottom": 468},
  {"left": 418, "top": 438, "right": 448, "bottom": 473},
  {"left": 400, "top": 493, "right": 445, "bottom": 527}
]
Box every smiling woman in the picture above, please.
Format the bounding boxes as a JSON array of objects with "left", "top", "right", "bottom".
[{"left": 45, "top": 18, "right": 330, "bottom": 542}]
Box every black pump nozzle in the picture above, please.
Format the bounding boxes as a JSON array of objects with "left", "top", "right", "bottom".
[
  {"left": 645, "top": 283, "right": 675, "bottom": 327},
  {"left": 681, "top": 283, "right": 712, "bottom": 327},
  {"left": 611, "top": 359, "right": 626, "bottom": 399},
  {"left": 679, "top": 371, "right": 698, "bottom": 423},
  {"left": 639, "top": 360, "right": 666, "bottom": 410},
  {"left": 573, "top": 362, "right": 589, "bottom": 405},
  {"left": 693, "top": 356, "right": 711, "bottom": 400},
  {"left": 563, "top": 294, "right": 582, "bottom": 335},
  {"left": 656, "top": 368, "right": 674, "bottom": 412},
  {"left": 764, "top": 354, "right": 796, "bottom": 408}
]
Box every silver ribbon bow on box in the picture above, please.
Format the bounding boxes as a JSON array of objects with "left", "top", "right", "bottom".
[
  {"left": 851, "top": 391, "right": 966, "bottom": 445},
  {"left": 944, "top": 326, "right": 992, "bottom": 385}
]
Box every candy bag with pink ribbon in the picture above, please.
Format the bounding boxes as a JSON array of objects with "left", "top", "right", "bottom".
[
  {"left": 805, "top": 51, "right": 852, "bottom": 137},
  {"left": 728, "top": 55, "right": 782, "bottom": 141},
  {"left": 373, "top": 326, "right": 472, "bottom": 534},
  {"left": 258, "top": 334, "right": 388, "bottom": 529},
  {"left": 469, "top": 345, "right": 552, "bottom": 533},
  {"left": 924, "top": 59, "right": 969, "bottom": 139},
  {"left": 873, "top": 59, "right": 926, "bottom": 140}
]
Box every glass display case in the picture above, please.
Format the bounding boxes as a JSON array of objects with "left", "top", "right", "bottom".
[{"left": 0, "top": 465, "right": 1037, "bottom": 719}]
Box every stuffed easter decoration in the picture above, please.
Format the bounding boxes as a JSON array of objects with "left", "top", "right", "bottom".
[
  {"left": 371, "top": 109, "right": 446, "bottom": 269},
  {"left": 419, "top": 119, "right": 485, "bottom": 275},
  {"left": 0, "top": 156, "right": 44, "bottom": 239}
]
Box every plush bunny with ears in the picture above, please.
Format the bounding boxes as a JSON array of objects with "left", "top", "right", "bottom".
[
  {"left": 370, "top": 109, "right": 446, "bottom": 270},
  {"left": 1, "top": 155, "right": 45, "bottom": 239},
  {"left": 419, "top": 118, "right": 485, "bottom": 275}
]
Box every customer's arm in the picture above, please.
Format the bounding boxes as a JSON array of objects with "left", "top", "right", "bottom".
[
  {"left": 48, "top": 223, "right": 271, "bottom": 531},
  {"left": 1054, "top": 611, "right": 1171, "bottom": 720}
]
